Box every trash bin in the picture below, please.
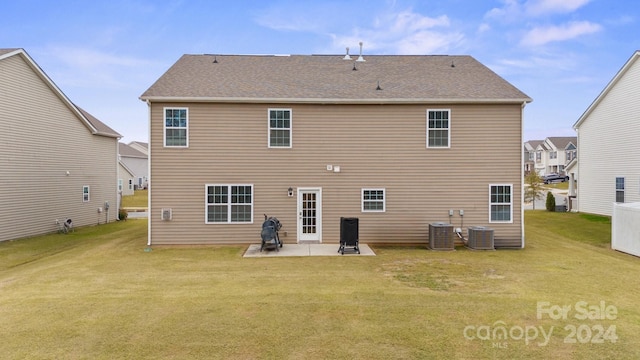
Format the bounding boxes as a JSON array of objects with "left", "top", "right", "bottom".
[{"left": 339, "top": 217, "right": 360, "bottom": 254}]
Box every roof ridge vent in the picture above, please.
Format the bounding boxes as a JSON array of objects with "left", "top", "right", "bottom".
[
  {"left": 356, "top": 42, "right": 366, "bottom": 62},
  {"left": 343, "top": 47, "right": 352, "bottom": 60}
]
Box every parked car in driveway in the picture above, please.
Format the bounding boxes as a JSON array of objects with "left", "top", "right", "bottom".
[{"left": 543, "top": 173, "right": 569, "bottom": 184}]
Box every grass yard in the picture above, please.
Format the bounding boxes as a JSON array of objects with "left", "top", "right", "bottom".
[
  {"left": 121, "top": 189, "right": 148, "bottom": 208},
  {"left": 1, "top": 212, "right": 639, "bottom": 359}
]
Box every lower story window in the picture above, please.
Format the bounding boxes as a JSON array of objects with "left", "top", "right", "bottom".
[
  {"left": 206, "top": 184, "right": 253, "bottom": 223},
  {"left": 362, "top": 188, "right": 385, "bottom": 212},
  {"left": 83, "top": 185, "right": 90, "bottom": 202},
  {"left": 616, "top": 177, "right": 625, "bottom": 203},
  {"left": 490, "top": 184, "right": 512, "bottom": 223}
]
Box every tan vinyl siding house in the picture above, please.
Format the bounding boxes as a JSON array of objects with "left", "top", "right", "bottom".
[
  {"left": 573, "top": 51, "right": 640, "bottom": 216},
  {"left": 141, "top": 54, "right": 531, "bottom": 248},
  {"left": 0, "top": 48, "right": 121, "bottom": 242}
]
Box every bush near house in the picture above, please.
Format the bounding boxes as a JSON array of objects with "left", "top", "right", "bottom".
[{"left": 546, "top": 191, "right": 556, "bottom": 211}]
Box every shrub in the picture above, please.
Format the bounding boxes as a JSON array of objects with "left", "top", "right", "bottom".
[
  {"left": 118, "top": 208, "right": 128, "bottom": 221},
  {"left": 546, "top": 191, "right": 556, "bottom": 212}
]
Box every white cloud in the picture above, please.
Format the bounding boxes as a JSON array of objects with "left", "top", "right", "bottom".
[
  {"left": 485, "top": 0, "right": 591, "bottom": 21},
  {"left": 330, "top": 9, "right": 464, "bottom": 54},
  {"left": 524, "top": 0, "right": 591, "bottom": 16},
  {"left": 520, "top": 21, "right": 602, "bottom": 46}
]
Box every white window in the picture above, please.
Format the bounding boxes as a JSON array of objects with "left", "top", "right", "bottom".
[
  {"left": 206, "top": 185, "right": 253, "bottom": 223},
  {"left": 427, "top": 109, "right": 450, "bottom": 148},
  {"left": 489, "top": 184, "right": 512, "bottom": 223},
  {"left": 268, "top": 109, "right": 292, "bottom": 148},
  {"left": 362, "top": 189, "right": 385, "bottom": 212},
  {"left": 128, "top": 179, "right": 133, "bottom": 191},
  {"left": 83, "top": 185, "right": 90, "bottom": 202},
  {"left": 550, "top": 151, "right": 557, "bottom": 159},
  {"left": 118, "top": 179, "right": 123, "bottom": 192},
  {"left": 164, "top": 108, "right": 188, "bottom": 147},
  {"left": 616, "top": 177, "right": 625, "bottom": 203}
]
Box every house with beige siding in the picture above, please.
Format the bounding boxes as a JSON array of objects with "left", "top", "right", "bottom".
[
  {"left": 0, "top": 48, "right": 121, "bottom": 242},
  {"left": 140, "top": 54, "right": 531, "bottom": 248},
  {"left": 573, "top": 51, "right": 640, "bottom": 216}
]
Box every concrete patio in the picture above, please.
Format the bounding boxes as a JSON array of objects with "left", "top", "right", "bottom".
[{"left": 243, "top": 243, "right": 376, "bottom": 257}]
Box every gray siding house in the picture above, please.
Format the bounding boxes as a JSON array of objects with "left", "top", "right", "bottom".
[
  {"left": 140, "top": 54, "right": 531, "bottom": 248},
  {"left": 119, "top": 142, "right": 149, "bottom": 191},
  {"left": 0, "top": 48, "right": 121, "bottom": 242}
]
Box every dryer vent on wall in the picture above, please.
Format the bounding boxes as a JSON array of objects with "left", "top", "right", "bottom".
[{"left": 161, "top": 208, "right": 173, "bottom": 221}]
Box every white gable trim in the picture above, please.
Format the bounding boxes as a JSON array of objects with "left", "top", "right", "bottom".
[{"left": 574, "top": 51, "right": 640, "bottom": 130}]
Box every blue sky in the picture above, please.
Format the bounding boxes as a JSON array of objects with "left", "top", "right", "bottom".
[{"left": 2, "top": 0, "right": 638, "bottom": 143}]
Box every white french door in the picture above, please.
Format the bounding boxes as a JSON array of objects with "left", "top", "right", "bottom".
[{"left": 297, "top": 188, "right": 322, "bottom": 242}]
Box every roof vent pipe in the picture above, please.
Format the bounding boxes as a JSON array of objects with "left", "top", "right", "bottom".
[
  {"left": 356, "top": 42, "right": 366, "bottom": 62},
  {"left": 343, "top": 47, "right": 352, "bottom": 60}
]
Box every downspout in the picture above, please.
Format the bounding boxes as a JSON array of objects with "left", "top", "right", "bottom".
[
  {"left": 146, "top": 99, "right": 152, "bottom": 247},
  {"left": 115, "top": 137, "right": 120, "bottom": 221},
  {"left": 520, "top": 101, "right": 526, "bottom": 249}
]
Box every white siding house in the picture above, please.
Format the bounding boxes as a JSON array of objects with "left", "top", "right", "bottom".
[
  {"left": 573, "top": 51, "right": 640, "bottom": 216},
  {"left": 0, "top": 48, "right": 121, "bottom": 241}
]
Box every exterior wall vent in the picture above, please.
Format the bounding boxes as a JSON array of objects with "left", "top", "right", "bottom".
[
  {"left": 428, "top": 222, "right": 454, "bottom": 250},
  {"left": 467, "top": 226, "right": 494, "bottom": 250},
  {"left": 161, "top": 208, "right": 172, "bottom": 221}
]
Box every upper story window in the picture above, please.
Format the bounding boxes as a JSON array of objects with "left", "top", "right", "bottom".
[
  {"left": 550, "top": 151, "right": 557, "bottom": 159},
  {"left": 489, "top": 184, "right": 512, "bottom": 223},
  {"left": 206, "top": 184, "right": 253, "bottom": 224},
  {"left": 427, "top": 109, "right": 450, "bottom": 148},
  {"left": 269, "top": 109, "right": 292, "bottom": 148},
  {"left": 616, "top": 177, "right": 625, "bottom": 203},
  {"left": 536, "top": 151, "right": 542, "bottom": 161},
  {"left": 164, "top": 108, "right": 188, "bottom": 147},
  {"left": 83, "top": 185, "right": 90, "bottom": 202},
  {"left": 362, "top": 189, "right": 385, "bottom": 212}
]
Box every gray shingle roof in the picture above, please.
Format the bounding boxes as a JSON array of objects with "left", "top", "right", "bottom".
[
  {"left": 76, "top": 107, "right": 121, "bottom": 138},
  {"left": 546, "top": 136, "right": 577, "bottom": 149},
  {"left": 140, "top": 54, "right": 531, "bottom": 104},
  {"left": 119, "top": 142, "right": 147, "bottom": 158}
]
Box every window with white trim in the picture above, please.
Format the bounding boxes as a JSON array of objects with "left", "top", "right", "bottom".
[
  {"left": 128, "top": 179, "right": 133, "bottom": 191},
  {"left": 83, "top": 185, "right": 90, "bottom": 202},
  {"left": 118, "top": 179, "right": 123, "bottom": 192},
  {"left": 268, "top": 109, "right": 292, "bottom": 148},
  {"left": 427, "top": 109, "right": 450, "bottom": 148},
  {"left": 206, "top": 185, "right": 253, "bottom": 223},
  {"left": 616, "top": 177, "right": 625, "bottom": 203},
  {"left": 489, "top": 184, "right": 512, "bottom": 223},
  {"left": 362, "top": 189, "right": 385, "bottom": 212},
  {"left": 164, "top": 108, "right": 188, "bottom": 147}
]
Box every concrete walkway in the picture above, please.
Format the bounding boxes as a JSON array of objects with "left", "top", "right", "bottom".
[{"left": 243, "top": 243, "right": 375, "bottom": 257}]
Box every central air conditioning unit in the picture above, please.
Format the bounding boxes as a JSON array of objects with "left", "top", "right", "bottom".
[
  {"left": 161, "top": 208, "right": 172, "bottom": 221},
  {"left": 467, "top": 226, "right": 494, "bottom": 250},
  {"left": 429, "top": 222, "right": 454, "bottom": 250}
]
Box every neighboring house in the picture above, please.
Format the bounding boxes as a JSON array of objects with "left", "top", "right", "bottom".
[
  {"left": 573, "top": 50, "right": 640, "bottom": 216},
  {"left": 119, "top": 142, "right": 148, "bottom": 190},
  {"left": 565, "top": 157, "right": 578, "bottom": 211},
  {"left": 140, "top": 54, "right": 531, "bottom": 247},
  {"left": 118, "top": 160, "right": 136, "bottom": 196},
  {"left": 0, "top": 48, "right": 121, "bottom": 242},
  {"left": 524, "top": 137, "right": 577, "bottom": 176},
  {"left": 128, "top": 141, "right": 148, "bottom": 156},
  {"left": 524, "top": 140, "right": 543, "bottom": 174},
  {"left": 542, "top": 137, "right": 577, "bottom": 175}
]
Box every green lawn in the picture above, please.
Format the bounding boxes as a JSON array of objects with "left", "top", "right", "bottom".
[
  {"left": 1, "top": 212, "right": 639, "bottom": 359},
  {"left": 121, "top": 189, "right": 148, "bottom": 208}
]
